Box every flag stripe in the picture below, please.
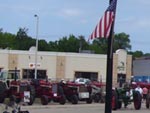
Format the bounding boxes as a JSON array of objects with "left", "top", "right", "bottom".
[{"left": 89, "top": 0, "right": 116, "bottom": 40}]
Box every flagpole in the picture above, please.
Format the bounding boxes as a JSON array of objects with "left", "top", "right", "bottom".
[{"left": 104, "top": 0, "right": 116, "bottom": 113}]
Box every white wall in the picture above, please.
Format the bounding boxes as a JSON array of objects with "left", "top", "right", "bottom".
[
  {"left": 65, "top": 53, "right": 107, "bottom": 81},
  {"left": 0, "top": 50, "right": 9, "bottom": 70},
  {"left": 0, "top": 50, "right": 132, "bottom": 83},
  {"left": 116, "top": 49, "right": 127, "bottom": 74},
  {"left": 17, "top": 51, "right": 57, "bottom": 79}
]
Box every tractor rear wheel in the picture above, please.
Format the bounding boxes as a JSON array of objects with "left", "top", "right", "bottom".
[
  {"left": 10, "top": 95, "right": 16, "bottom": 102},
  {"left": 41, "top": 95, "right": 49, "bottom": 105},
  {"left": 112, "top": 89, "right": 118, "bottom": 110},
  {"left": 133, "top": 91, "right": 142, "bottom": 110},
  {"left": 146, "top": 93, "right": 150, "bottom": 108},
  {"left": 0, "top": 95, "right": 5, "bottom": 103},
  {"left": 0, "top": 96, "right": 5, "bottom": 103},
  {"left": 59, "top": 95, "right": 66, "bottom": 105},
  {"left": 146, "top": 98, "right": 150, "bottom": 108},
  {"left": 0, "top": 82, "right": 7, "bottom": 103},
  {"left": 86, "top": 96, "right": 93, "bottom": 104},
  {"left": 93, "top": 94, "right": 101, "bottom": 103},
  {"left": 100, "top": 95, "right": 105, "bottom": 103}
]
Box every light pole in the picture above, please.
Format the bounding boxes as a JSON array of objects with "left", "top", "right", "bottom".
[{"left": 34, "top": 14, "right": 39, "bottom": 79}]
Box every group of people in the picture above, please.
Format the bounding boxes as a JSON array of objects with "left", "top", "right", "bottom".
[
  {"left": 135, "top": 85, "right": 148, "bottom": 100},
  {"left": 122, "top": 82, "right": 149, "bottom": 108},
  {"left": 123, "top": 82, "right": 149, "bottom": 101}
]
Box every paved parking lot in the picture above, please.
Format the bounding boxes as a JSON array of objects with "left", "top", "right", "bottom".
[
  {"left": 19, "top": 102, "right": 150, "bottom": 113},
  {"left": 1, "top": 101, "right": 150, "bottom": 113}
]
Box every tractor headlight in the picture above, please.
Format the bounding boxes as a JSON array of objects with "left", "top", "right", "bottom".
[{"left": 53, "top": 93, "right": 57, "bottom": 97}]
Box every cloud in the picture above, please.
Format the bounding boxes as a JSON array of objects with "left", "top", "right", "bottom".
[
  {"left": 57, "top": 8, "right": 82, "bottom": 18},
  {"left": 116, "top": 16, "right": 150, "bottom": 32},
  {"left": 126, "top": 18, "right": 150, "bottom": 31},
  {"left": 0, "top": 2, "right": 35, "bottom": 12},
  {"left": 56, "top": 8, "right": 90, "bottom": 25},
  {"left": 136, "top": 19, "right": 150, "bottom": 28},
  {"left": 80, "top": 19, "right": 88, "bottom": 24},
  {"left": 0, "top": 1, "right": 48, "bottom": 16},
  {"left": 137, "top": 0, "right": 150, "bottom": 5},
  {"left": 117, "top": 16, "right": 135, "bottom": 23}
]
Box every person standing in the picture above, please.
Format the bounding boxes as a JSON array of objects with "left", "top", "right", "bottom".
[
  {"left": 135, "top": 85, "right": 143, "bottom": 95},
  {"left": 142, "top": 87, "right": 148, "bottom": 100}
]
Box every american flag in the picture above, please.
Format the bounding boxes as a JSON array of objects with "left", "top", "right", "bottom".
[{"left": 89, "top": 0, "right": 117, "bottom": 40}]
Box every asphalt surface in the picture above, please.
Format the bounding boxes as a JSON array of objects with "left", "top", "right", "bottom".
[
  {"left": 22, "top": 102, "right": 150, "bottom": 113},
  {"left": 1, "top": 101, "right": 150, "bottom": 113}
]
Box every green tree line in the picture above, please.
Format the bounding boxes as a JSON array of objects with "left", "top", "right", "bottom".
[{"left": 0, "top": 27, "right": 147, "bottom": 58}]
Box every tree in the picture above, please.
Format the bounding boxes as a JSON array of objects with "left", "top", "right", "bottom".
[
  {"left": 128, "top": 50, "right": 143, "bottom": 58},
  {"left": 0, "top": 28, "right": 145, "bottom": 58},
  {"left": 48, "top": 35, "right": 89, "bottom": 53},
  {"left": 38, "top": 39, "right": 49, "bottom": 51},
  {"left": 15, "top": 27, "right": 35, "bottom": 50},
  {"left": 89, "top": 38, "right": 108, "bottom": 54},
  {"left": 48, "top": 41, "right": 59, "bottom": 51},
  {"left": 16, "top": 28, "right": 28, "bottom": 39},
  {"left": 89, "top": 32, "right": 132, "bottom": 54},
  {"left": 55, "top": 35, "right": 81, "bottom": 52},
  {"left": 78, "top": 35, "right": 89, "bottom": 52},
  {"left": 113, "top": 32, "right": 131, "bottom": 52},
  {"left": 0, "top": 31, "right": 16, "bottom": 49}
]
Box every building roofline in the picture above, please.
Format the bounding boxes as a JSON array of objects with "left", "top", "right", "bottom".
[{"left": 0, "top": 49, "right": 107, "bottom": 59}]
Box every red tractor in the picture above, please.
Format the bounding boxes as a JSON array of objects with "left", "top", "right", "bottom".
[
  {"left": 51, "top": 82, "right": 66, "bottom": 105},
  {"left": 57, "top": 80, "right": 93, "bottom": 104},
  {"left": 9, "top": 80, "right": 35, "bottom": 105},
  {"left": 31, "top": 79, "right": 53, "bottom": 105},
  {"left": 70, "top": 78, "right": 106, "bottom": 104},
  {"left": 57, "top": 81, "right": 80, "bottom": 104},
  {"left": 31, "top": 79, "right": 66, "bottom": 105},
  {"left": 76, "top": 83, "right": 93, "bottom": 104}
]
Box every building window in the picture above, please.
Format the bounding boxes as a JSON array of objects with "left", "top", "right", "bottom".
[
  {"left": 117, "top": 73, "right": 126, "bottom": 87},
  {"left": 22, "top": 69, "right": 47, "bottom": 79},
  {"left": 75, "top": 71, "right": 98, "bottom": 81}
]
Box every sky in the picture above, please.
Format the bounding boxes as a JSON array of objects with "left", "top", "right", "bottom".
[{"left": 1, "top": 0, "right": 150, "bottom": 53}]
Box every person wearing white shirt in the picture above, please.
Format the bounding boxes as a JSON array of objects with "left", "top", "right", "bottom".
[{"left": 135, "top": 85, "right": 143, "bottom": 95}]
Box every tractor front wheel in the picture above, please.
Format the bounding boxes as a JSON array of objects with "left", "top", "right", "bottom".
[
  {"left": 118, "top": 101, "right": 122, "bottom": 109},
  {"left": 41, "top": 95, "right": 49, "bottom": 105},
  {"left": 28, "top": 95, "right": 34, "bottom": 105},
  {"left": 133, "top": 91, "right": 142, "bottom": 110},
  {"left": 71, "top": 95, "right": 78, "bottom": 104}
]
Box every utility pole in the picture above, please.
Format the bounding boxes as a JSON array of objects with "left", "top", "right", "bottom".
[{"left": 34, "top": 14, "right": 39, "bottom": 79}]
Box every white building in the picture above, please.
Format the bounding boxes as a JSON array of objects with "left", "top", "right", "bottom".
[{"left": 0, "top": 49, "right": 132, "bottom": 85}]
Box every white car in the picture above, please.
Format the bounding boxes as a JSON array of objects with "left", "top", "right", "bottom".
[{"left": 75, "top": 78, "right": 91, "bottom": 84}]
